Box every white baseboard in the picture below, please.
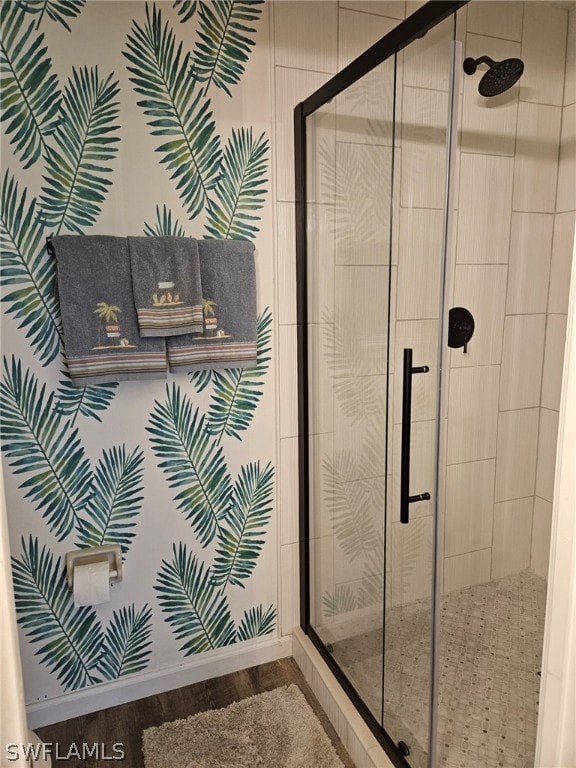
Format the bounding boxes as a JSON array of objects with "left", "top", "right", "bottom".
[{"left": 27, "top": 635, "right": 292, "bottom": 729}]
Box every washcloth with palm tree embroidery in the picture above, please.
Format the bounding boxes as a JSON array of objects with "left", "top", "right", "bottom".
[
  {"left": 167, "top": 239, "right": 257, "bottom": 371},
  {"left": 53, "top": 235, "right": 167, "bottom": 385},
  {"left": 128, "top": 236, "right": 204, "bottom": 337}
]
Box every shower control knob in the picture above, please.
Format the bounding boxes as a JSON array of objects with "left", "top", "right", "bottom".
[
  {"left": 456, "top": 321, "right": 472, "bottom": 353},
  {"left": 448, "top": 307, "right": 475, "bottom": 353}
]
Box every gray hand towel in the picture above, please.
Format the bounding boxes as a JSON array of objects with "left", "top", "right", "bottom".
[
  {"left": 53, "top": 235, "right": 167, "bottom": 385},
  {"left": 128, "top": 236, "right": 203, "bottom": 337},
  {"left": 167, "top": 239, "right": 257, "bottom": 372}
]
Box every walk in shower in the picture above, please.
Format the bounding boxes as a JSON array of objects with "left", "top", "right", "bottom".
[{"left": 296, "top": 2, "right": 575, "bottom": 767}]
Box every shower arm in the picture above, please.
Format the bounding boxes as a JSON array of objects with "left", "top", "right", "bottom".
[{"left": 463, "top": 55, "right": 496, "bottom": 74}]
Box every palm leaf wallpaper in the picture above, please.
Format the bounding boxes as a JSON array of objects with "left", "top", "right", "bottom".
[
  {"left": 15, "top": 1, "right": 88, "bottom": 32},
  {"left": 124, "top": 4, "right": 222, "bottom": 219},
  {"left": 205, "top": 127, "right": 269, "bottom": 240},
  {"left": 0, "top": 171, "right": 62, "bottom": 365},
  {"left": 55, "top": 376, "right": 118, "bottom": 425},
  {"left": 0, "top": 2, "right": 61, "bottom": 168},
  {"left": 0, "top": 1, "right": 275, "bottom": 703},
  {"left": 99, "top": 604, "right": 154, "bottom": 680},
  {"left": 0, "top": 356, "right": 92, "bottom": 542},
  {"left": 192, "top": 0, "right": 264, "bottom": 96},
  {"left": 143, "top": 204, "right": 187, "bottom": 238},
  {"left": 237, "top": 603, "right": 276, "bottom": 641},
  {"left": 173, "top": 0, "right": 198, "bottom": 24},
  {"left": 11, "top": 536, "right": 106, "bottom": 691},
  {"left": 76, "top": 445, "right": 145, "bottom": 555},
  {"left": 212, "top": 460, "right": 274, "bottom": 588},
  {"left": 40, "top": 66, "right": 121, "bottom": 233},
  {"left": 148, "top": 385, "right": 233, "bottom": 547},
  {"left": 206, "top": 307, "right": 272, "bottom": 441},
  {"left": 156, "top": 543, "right": 237, "bottom": 655}
]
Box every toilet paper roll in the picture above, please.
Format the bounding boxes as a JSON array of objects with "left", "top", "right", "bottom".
[{"left": 73, "top": 560, "right": 110, "bottom": 606}]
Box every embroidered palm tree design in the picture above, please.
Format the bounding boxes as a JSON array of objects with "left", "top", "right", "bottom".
[
  {"left": 93, "top": 302, "right": 130, "bottom": 349},
  {"left": 202, "top": 298, "right": 217, "bottom": 317},
  {"left": 202, "top": 297, "right": 220, "bottom": 337}
]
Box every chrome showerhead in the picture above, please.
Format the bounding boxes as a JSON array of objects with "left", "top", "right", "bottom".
[{"left": 463, "top": 55, "right": 524, "bottom": 97}]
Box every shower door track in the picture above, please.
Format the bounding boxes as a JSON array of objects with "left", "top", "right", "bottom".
[{"left": 295, "top": 3, "right": 468, "bottom": 767}]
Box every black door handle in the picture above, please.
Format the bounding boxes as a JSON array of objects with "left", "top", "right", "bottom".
[{"left": 400, "top": 348, "right": 431, "bottom": 524}]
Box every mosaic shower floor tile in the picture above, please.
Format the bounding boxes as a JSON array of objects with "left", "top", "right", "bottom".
[{"left": 330, "top": 570, "right": 546, "bottom": 768}]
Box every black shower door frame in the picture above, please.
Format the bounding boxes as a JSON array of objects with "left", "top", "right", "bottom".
[{"left": 294, "top": 3, "right": 467, "bottom": 767}]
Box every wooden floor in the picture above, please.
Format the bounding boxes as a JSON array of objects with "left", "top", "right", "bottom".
[{"left": 36, "top": 657, "right": 356, "bottom": 767}]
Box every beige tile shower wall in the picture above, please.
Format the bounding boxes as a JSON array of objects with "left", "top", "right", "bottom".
[
  {"left": 328, "top": 4, "right": 400, "bottom": 624},
  {"left": 389, "top": 11, "right": 457, "bottom": 609},
  {"left": 444, "top": 2, "right": 571, "bottom": 592},
  {"left": 273, "top": 1, "right": 337, "bottom": 636},
  {"left": 274, "top": 3, "right": 574, "bottom": 621},
  {"left": 533, "top": 6, "right": 576, "bottom": 578},
  {"left": 272, "top": 2, "right": 409, "bottom": 634}
]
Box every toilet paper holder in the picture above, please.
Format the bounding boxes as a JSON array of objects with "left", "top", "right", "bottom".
[{"left": 65, "top": 544, "right": 123, "bottom": 591}]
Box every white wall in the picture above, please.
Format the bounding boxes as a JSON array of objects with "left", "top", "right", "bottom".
[
  {"left": 536, "top": 9, "right": 576, "bottom": 765},
  {"left": 0, "top": 468, "right": 30, "bottom": 767},
  {"left": 536, "top": 217, "right": 576, "bottom": 768}
]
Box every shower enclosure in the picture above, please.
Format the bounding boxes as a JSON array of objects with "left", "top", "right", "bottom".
[{"left": 296, "top": 2, "right": 574, "bottom": 767}]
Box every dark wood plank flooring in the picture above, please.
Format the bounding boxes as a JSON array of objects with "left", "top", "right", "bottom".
[{"left": 36, "top": 657, "right": 356, "bottom": 767}]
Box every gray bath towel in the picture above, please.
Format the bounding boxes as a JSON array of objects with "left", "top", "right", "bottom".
[
  {"left": 128, "top": 236, "right": 203, "bottom": 336},
  {"left": 167, "top": 239, "right": 257, "bottom": 372},
  {"left": 54, "top": 236, "right": 167, "bottom": 385}
]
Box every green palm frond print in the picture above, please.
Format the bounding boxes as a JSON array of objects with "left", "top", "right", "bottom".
[
  {"left": 143, "top": 204, "right": 187, "bottom": 237},
  {"left": 322, "top": 584, "right": 358, "bottom": 618},
  {"left": 0, "top": 2, "right": 61, "bottom": 168},
  {"left": 0, "top": 356, "right": 92, "bottom": 541},
  {"left": 156, "top": 543, "right": 236, "bottom": 655},
  {"left": 205, "top": 127, "right": 269, "bottom": 240},
  {"left": 213, "top": 461, "right": 273, "bottom": 589},
  {"left": 322, "top": 311, "right": 386, "bottom": 424},
  {"left": 124, "top": 4, "right": 221, "bottom": 219},
  {"left": 0, "top": 172, "right": 62, "bottom": 366},
  {"left": 323, "top": 464, "right": 383, "bottom": 561},
  {"left": 172, "top": 0, "right": 197, "bottom": 23},
  {"left": 190, "top": 367, "right": 213, "bottom": 393},
  {"left": 11, "top": 536, "right": 105, "bottom": 691},
  {"left": 55, "top": 376, "right": 118, "bottom": 425},
  {"left": 148, "top": 384, "right": 233, "bottom": 547},
  {"left": 40, "top": 66, "right": 120, "bottom": 233},
  {"left": 237, "top": 604, "right": 276, "bottom": 641},
  {"left": 77, "top": 446, "right": 145, "bottom": 554},
  {"left": 192, "top": 1, "right": 263, "bottom": 97},
  {"left": 323, "top": 542, "right": 384, "bottom": 618},
  {"left": 356, "top": 545, "right": 384, "bottom": 609},
  {"left": 206, "top": 308, "right": 272, "bottom": 442},
  {"left": 99, "top": 604, "right": 153, "bottom": 680},
  {"left": 15, "top": 0, "right": 87, "bottom": 32}
]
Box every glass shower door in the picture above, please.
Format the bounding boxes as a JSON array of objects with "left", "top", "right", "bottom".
[
  {"left": 384, "top": 16, "right": 459, "bottom": 767},
  {"left": 302, "top": 10, "right": 460, "bottom": 768},
  {"left": 305, "top": 51, "right": 396, "bottom": 728}
]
